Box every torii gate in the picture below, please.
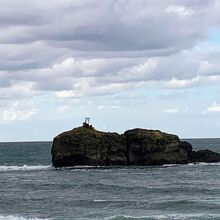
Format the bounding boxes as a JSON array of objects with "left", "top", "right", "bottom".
[{"left": 85, "top": 117, "right": 90, "bottom": 125}]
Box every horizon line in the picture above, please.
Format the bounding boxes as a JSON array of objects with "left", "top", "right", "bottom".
[{"left": 1, "top": 137, "right": 220, "bottom": 143}]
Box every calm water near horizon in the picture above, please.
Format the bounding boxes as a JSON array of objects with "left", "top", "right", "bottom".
[{"left": 0, "top": 139, "right": 220, "bottom": 220}]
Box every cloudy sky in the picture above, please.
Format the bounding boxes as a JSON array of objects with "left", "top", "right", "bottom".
[{"left": 0, "top": 0, "right": 220, "bottom": 141}]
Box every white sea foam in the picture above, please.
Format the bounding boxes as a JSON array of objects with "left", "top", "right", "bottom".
[
  {"left": 0, "top": 165, "right": 51, "bottom": 172},
  {"left": 107, "top": 213, "right": 220, "bottom": 220},
  {"left": 73, "top": 165, "right": 102, "bottom": 168},
  {"left": 187, "top": 162, "right": 220, "bottom": 166},
  {"left": 162, "top": 162, "right": 220, "bottom": 167},
  {"left": 93, "top": 199, "right": 107, "bottom": 202},
  {"left": 162, "top": 164, "right": 179, "bottom": 167},
  {"left": 0, "top": 215, "right": 50, "bottom": 220}
]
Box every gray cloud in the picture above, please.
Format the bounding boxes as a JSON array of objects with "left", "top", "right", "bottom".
[
  {"left": 1, "top": 0, "right": 219, "bottom": 49},
  {"left": 0, "top": 0, "right": 220, "bottom": 100}
]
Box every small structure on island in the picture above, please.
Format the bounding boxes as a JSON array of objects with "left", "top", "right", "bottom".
[
  {"left": 83, "top": 117, "right": 93, "bottom": 129},
  {"left": 85, "top": 117, "right": 90, "bottom": 125}
]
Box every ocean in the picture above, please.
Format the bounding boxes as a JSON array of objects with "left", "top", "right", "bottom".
[{"left": 0, "top": 139, "right": 220, "bottom": 220}]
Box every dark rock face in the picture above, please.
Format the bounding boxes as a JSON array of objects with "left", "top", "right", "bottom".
[
  {"left": 52, "top": 126, "right": 127, "bottom": 167},
  {"left": 51, "top": 126, "right": 220, "bottom": 167},
  {"left": 125, "top": 129, "right": 190, "bottom": 165},
  {"left": 191, "top": 149, "right": 220, "bottom": 163}
]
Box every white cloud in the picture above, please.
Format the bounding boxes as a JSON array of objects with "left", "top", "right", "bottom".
[
  {"left": 2, "top": 44, "right": 220, "bottom": 102},
  {"left": 1, "top": 0, "right": 220, "bottom": 140},
  {"left": 166, "top": 5, "right": 194, "bottom": 18},
  {"left": 1, "top": 109, "right": 35, "bottom": 122},
  {"left": 0, "top": 107, "right": 36, "bottom": 123},
  {"left": 23, "top": 50, "right": 219, "bottom": 100},
  {"left": 208, "top": 102, "right": 220, "bottom": 112},
  {"left": 0, "top": 81, "right": 37, "bottom": 100},
  {"left": 55, "top": 90, "right": 79, "bottom": 98},
  {"left": 114, "top": 58, "right": 158, "bottom": 82},
  {"left": 0, "top": 1, "right": 219, "bottom": 105},
  {"left": 97, "top": 105, "right": 120, "bottom": 110},
  {"left": 0, "top": 100, "right": 37, "bottom": 123},
  {"left": 97, "top": 105, "right": 105, "bottom": 110},
  {"left": 0, "top": 0, "right": 219, "bottom": 102},
  {"left": 163, "top": 75, "right": 220, "bottom": 89},
  {"left": 165, "top": 108, "right": 179, "bottom": 113},
  {"left": 56, "top": 105, "right": 69, "bottom": 112}
]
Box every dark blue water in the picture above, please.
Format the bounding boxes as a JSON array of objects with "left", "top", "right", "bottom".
[
  {"left": 0, "top": 142, "right": 51, "bottom": 166},
  {"left": 0, "top": 139, "right": 220, "bottom": 220}
]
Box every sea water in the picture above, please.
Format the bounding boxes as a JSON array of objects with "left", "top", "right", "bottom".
[{"left": 0, "top": 139, "right": 220, "bottom": 220}]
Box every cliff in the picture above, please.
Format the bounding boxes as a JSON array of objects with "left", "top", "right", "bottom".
[
  {"left": 52, "top": 126, "right": 127, "bottom": 167},
  {"left": 51, "top": 125, "right": 220, "bottom": 167}
]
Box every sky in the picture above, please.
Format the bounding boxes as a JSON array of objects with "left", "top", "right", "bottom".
[{"left": 0, "top": 0, "right": 220, "bottom": 141}]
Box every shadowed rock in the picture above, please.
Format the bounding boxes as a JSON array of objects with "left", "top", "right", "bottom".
[
  {"left": 124, "top": 129, "right": 191, "bottom": 165},
  {"left": 51, "top": 125, "right": 220, "bottom": 167},
  {"left": 51, "top": 126, "right": 127, "bottom": 167},
  {"left": 191, "top": 149, "right": 220, "bottom": 163}
]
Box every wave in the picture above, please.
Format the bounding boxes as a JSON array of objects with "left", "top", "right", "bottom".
[
  {"left": 55, "top": 162, "right": 220, "bottom": 170},
  {"left": 0, "top": 165, "right": 51, "bottom": 172},
  {"left": 162, "top": 162, "right": 220, "bottom": 167},
  {"left": 93, "top": 199, "right": 107, "bottom": 202},
  {"left": 0, "top": 215, "right": 50, "bottom": 220},
  {"left": 187, "top": 162, "right": 220, "bottom": 166},
  {"left": 1, "top": 161, "right": 220, "bottom": 172},
  {"left": 162, "top": 164, "right": 179, "bottom": 167},
  {"left": 106, "top": 213, "right": 220, "bottom": 220}
]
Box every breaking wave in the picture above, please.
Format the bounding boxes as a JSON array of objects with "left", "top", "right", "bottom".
[
  {"left": 0, "top": 215, "right": 50, "bottom": 220},
  {"left": 187, "top": 162, "right": 220, "bottom": 166},
  {"left": 163, "top": 162, "right": 220, "bottom": 167},
  {"left": 106, "top": 213, "right": 220, "bottom": 220},
  {"left": 0, "top": 165, "right": 51, "bottom": 172}
]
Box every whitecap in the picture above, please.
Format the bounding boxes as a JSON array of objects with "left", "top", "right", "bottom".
[
  {"left": 163, "top": 162, "right": 220, "bottom": 167},
  {"left": 187, "top": 162, "right": 220, "bottom": 166},
  {"left": 162, "top": 164, "right": 179, "bottom": 167},
  {"left": 93, "top": 199, "right": 107, "bottom": 202},
  {"left": 106, "top": 213, "right": 220, "bottom": 220},
  {"left": 0, "top": 215, "right": 50, "bottom": 220},
  {"left": 0, "top": 165, "right": 51, "bottom": 172}
]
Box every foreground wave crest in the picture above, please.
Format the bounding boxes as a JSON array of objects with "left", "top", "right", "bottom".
[
  {"left": 0, "top": 215, "right": 50, "bottom": 220},
  {"left": 107, "top": 213, "right": 220, "bottom": 220},
  {"left": 0, "top": 165, "right": 51, "bottom": 172}
]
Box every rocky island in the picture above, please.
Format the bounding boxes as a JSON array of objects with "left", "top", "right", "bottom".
[{"left": 51, "top": 123, "right": 220, "bottom": 167}]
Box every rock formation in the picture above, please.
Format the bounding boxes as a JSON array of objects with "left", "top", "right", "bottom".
[
  {"left": 124, "top": 129, "right": 192, "bottom": 165},
  {"left": 191, "top": 149, "right": 220, "bottom": 163},
  {"left": 51, "top": 125, "right": 220, "bottom": 167},
  {"left": 51, "top": 126, "right": 127, "bottom": 167}
]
